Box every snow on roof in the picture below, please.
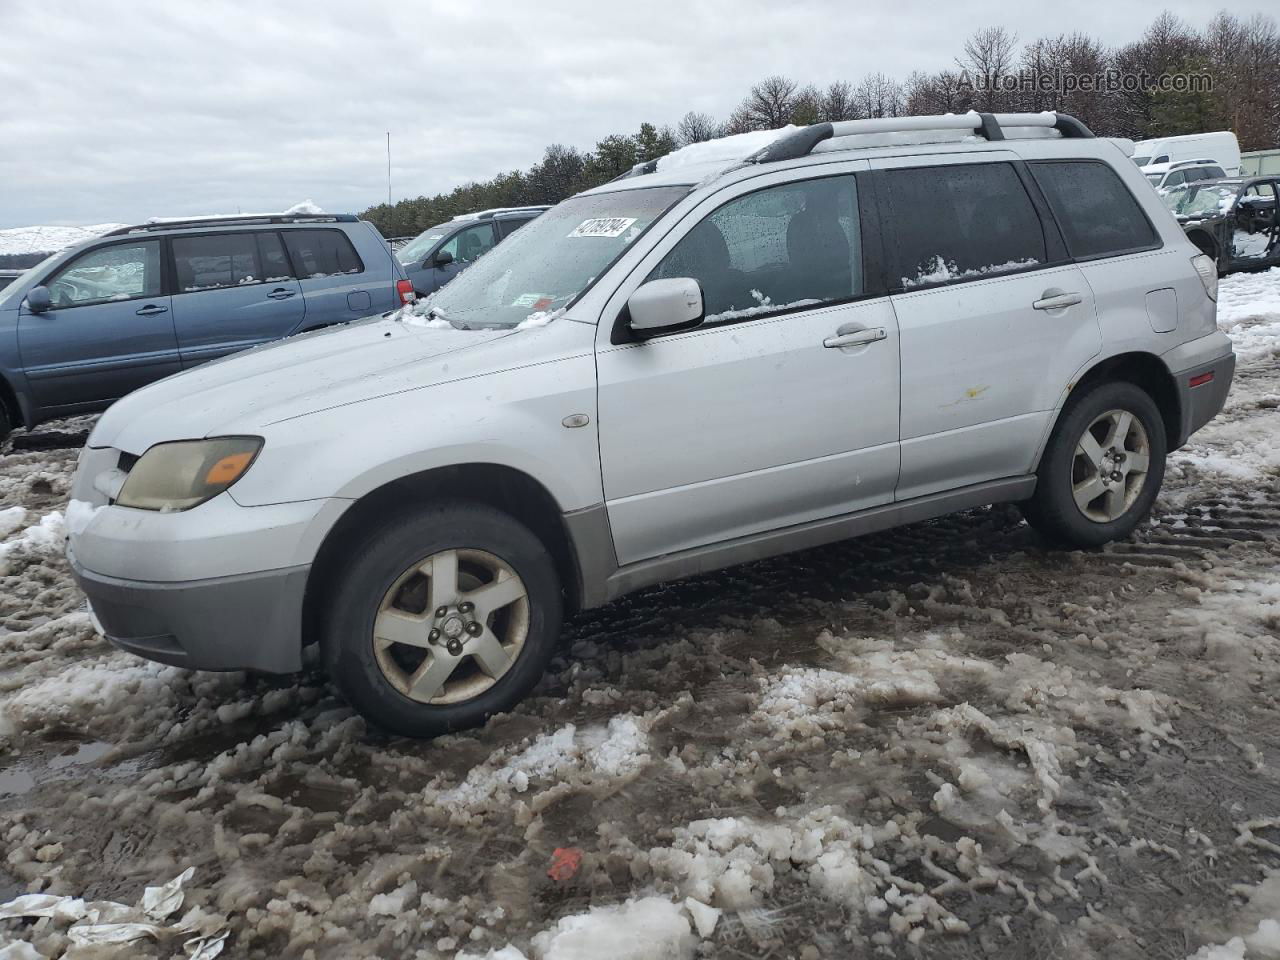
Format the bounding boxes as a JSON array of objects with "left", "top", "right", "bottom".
[{"left": 654, "top": 126, "right": 797, "bottom": 173}]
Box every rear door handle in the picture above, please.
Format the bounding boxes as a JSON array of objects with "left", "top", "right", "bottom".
[
  {"left": 267, "top": 288, "right": 297, "bottom": 300},
  {"left": 135, "top": 304, "right": 168, "bottom": 316},
  {"left": 1032, "top": 292, "right": 1083, "bottom": 311},
  {"left": 824, "top": 327, "right": 887, "bottom": 349}
]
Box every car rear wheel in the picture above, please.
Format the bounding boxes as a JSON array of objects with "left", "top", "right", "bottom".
[
  {"left": 1021, "top": 381, "right": 1167, "bottom": 547},
  {"left": 321, "top": 500, "right": 562, "bottom": 737}
]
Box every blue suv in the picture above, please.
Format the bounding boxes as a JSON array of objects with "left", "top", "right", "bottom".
[
  {"left": 395, "top": 206, "right": 548, "bottom": 296},
  {"left": 0, "top": 213, "right": 413, "bottom": 438}
]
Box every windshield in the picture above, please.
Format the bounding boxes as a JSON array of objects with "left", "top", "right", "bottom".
[
  {"left": 418, "top": 186, "right": 689, "bottom": 328},
  {"left": 395, "top": 223, "right": 452, "bottom": 265},
  {"left": 1162, "top": 183, "right": 1237, "bottom": 217}
]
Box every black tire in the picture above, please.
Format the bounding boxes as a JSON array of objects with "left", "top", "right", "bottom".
[
  {"left": 0, "top": 404, "right": 10, "bottom": 444},
  {"left": 1021, "top": 381, "right": 1167, "bottom": 548},
  {"left": 321, "top": 500, "right": 562, "bottom": 738}
]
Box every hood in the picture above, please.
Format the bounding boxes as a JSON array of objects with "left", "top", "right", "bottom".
[{"left": 90, "top": 315, "right": 564, "bottom": 452}]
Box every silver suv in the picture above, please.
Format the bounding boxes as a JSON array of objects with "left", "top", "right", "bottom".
[{"left": 67, "top": 112, "right": 1235, "bottom": 737}]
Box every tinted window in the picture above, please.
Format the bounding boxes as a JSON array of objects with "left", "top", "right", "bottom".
[
  {"left": 882, "top": 162, "right": 1046, "bottom": 289},
  {"left": 283, "top": 229, "right": 364, "bottom": 278},
  {"left": 173, "top": 233, "right": 263, "bottom": 292},
  {"left": 496, "top": 216, "right": 533, "bottom": 239},
  {"left": 257, "top": 233, "right": 294, "bottom": 280},
  {"left": 440, "top": 223, "right": 496, "bottom": 264},
  {"left": 46, "top": 241, "right": 162, "bottom": 308},
  {"left": 1165, "top": 170, "right": 1186, "bottom": 187},
  {"left": 649, "top": 175, "right": 862, "bottom": 322},
  {"left": 1032, "top": 161, "right": 1158, "bottom": 259}
]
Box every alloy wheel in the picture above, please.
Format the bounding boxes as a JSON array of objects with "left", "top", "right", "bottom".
[
  {"left": 372, "top": 548, "right": 529, "bottom": 704},
  {"left": 1070, "top": 408, "right": 1151, "bottom": 523}
]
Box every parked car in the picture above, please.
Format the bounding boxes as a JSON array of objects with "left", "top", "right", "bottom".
[
  {"left": 0, "top": 270, "right": 23, "bottom": 292},
  {"left": 0, "top": 213, "right": 413, "bottom": 438},
  {"left": 1163, "top": 176, "right": 1280, "bottom": 274},
  {"left": 395, "top": 207, "right": 549, "bottom": 296},
  {"left": 1144, "top": 159, "right": 1226, "bottom": 192},
  {"left": 1132, "top": 131, "right": 1241, "bottom": 176},
  {"left": 68, "top": 111, "right": 1234, "bottom": 738}
]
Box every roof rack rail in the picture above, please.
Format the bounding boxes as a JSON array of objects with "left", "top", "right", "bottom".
[
  {"left": 452, "top": 205, "right": 553, "bottom": 221},
  {"left": 104, "top": 213, "right": 357, "bottom": 236},
  {"left": 748, "top": 111, "right": 1094, "bottom": 163}
]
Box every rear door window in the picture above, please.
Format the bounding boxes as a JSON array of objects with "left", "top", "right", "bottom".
[
  {"left": 496, "top": 217, "right": 532, "bottom": 239},
  {"left": 283, "top": 229, "right": 365, "bottom": 278},
  {"left": 648, "top": 174, "right": 864, "bottom": 323},
  {"left": 1031, "top": 161, "right": 1158, "bottom": 259},
  {"left": 172, "top": 233, "right": 264, "bottom": 292},
  {"left": 880, "top": 162, "right": 1047, "bottom": 290}
]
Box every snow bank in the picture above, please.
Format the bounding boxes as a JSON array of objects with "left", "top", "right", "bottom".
[
  {"left": 530, "top": 897, "right": 696, "bottom": 960},
  {"left": 0, "top": 223, "right": 126, "bottom": 257}
]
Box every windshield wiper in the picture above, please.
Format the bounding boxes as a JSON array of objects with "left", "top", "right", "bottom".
[{"left": 428, "top": 306, "right": 470, "bottom": 330}]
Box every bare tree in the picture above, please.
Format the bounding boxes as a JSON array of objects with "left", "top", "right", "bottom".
[
  {"left": 739, "top": 75, "right": 800, "bottom": 129},
  {"left": 854, "top": 72, "right": 904, "bottom": 118},
  {"left": 676, "top": 111, "right": 719, "bottom": 145},
  {"left": 791, "top": 84, "right": 823, "bottom": 125},
  {"left": 957, "top": 26, "right": 1019, "bottom": 112},
  {"left": 819, "top": 80, "right": 859, "bottom": 121}
]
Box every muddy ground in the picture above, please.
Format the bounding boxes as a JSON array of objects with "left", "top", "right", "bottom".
[{"left": 1, "top": 269, "right": 1279, "bottom": 960}]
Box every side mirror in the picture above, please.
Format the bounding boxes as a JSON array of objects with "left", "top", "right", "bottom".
[
  {"left": 433, "top": 249, "right": 455, "bottom": 267},
  {"left": 627, "top": 278, "right": 703, "bottom": 337},
  {"left": 25, "top": 285, "right": 52, "bottom": 314}
]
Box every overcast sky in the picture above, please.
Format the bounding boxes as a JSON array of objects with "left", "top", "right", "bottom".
[{"left": 0, "top": 0, "right": 1271, "bottom": 228}]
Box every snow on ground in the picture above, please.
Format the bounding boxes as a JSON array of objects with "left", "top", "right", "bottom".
[
  {"left": 0, "top": 269, "right": 1278, "bottom": 959},
  {"left": 0, "top": 224, "right": 126, "bottom": 257}
]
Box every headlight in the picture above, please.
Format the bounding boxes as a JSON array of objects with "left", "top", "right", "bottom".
[{"left": 115, "top": 437, "right": 263, "bottom": 511}]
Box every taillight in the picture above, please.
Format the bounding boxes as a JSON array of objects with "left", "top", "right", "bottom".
[
  {"left": 1191, "top": 254, "right": 1218, "bottom": 302},
  {"left": 396, "top": 279, "right": 416, "bottom": 305}
]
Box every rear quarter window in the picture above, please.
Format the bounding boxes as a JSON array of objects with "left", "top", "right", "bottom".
[
  {"left": 1031, "top": 160, "right": 1158, "bottom": 259},
  {"left": 283, "top": 229, "right": 365, "bottom": 279}
]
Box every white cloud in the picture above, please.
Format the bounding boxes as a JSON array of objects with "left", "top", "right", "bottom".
[{"left": 0, "top": 0, "right": 1268, "bottom": 227}]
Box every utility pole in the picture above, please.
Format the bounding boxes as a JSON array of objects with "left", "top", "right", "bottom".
[{"left": 386, "top": 132, "right": 392, "bottom": 206}]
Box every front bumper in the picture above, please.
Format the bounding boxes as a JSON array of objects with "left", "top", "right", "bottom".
[{"left": 71, "top": 553, "right": 309, "bottom": 673}]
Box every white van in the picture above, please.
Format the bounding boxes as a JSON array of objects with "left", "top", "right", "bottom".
[{"left": 1133, "top": 131, "right": 1241, "bottom": 176}]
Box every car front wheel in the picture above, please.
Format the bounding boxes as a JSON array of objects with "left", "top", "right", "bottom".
[
  {"left": 321, "top": 500, "right": 562, "bottom": 738},
  {"left": 1021, "top": 381, "right": 1167, "bottom": 547}
]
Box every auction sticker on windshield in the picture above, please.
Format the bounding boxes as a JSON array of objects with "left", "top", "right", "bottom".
[{"left": 567, "top": 217, "right": 637, "bottom": 239}]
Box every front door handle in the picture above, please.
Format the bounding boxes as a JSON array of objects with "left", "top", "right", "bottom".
[
  {"left": 135, "top": 304, "right": 168, "bottom": 316},
  {"left": 267, "top": 288, "right": 297, "bottom": 300},
  {"left": 824, "top": 326, "right": 887, "bottom": 349},
  {"left": 1032, "top": 292, "right": 1083, "bottom": 311}
]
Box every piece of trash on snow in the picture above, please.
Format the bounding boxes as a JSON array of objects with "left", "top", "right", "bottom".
[
  {"left": 0, "top": 894, "right": 86, "bottom": 922},
  {"left": 68, "top": 921, "right": 167, "bottom": 946},
  {"left": 143, "top": 866, "right": 194, "bottom": 919},
  {"left": 547, "top": 847, "right": 582, "bottom": 882},
  {"left": 0, "top": 941, "right": 47, "bottom": 960},
  {"left": 185, "top": 929, "right": 230, "bottom": 959}
]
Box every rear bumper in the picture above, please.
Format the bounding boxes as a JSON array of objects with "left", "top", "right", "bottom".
[
  {"left": 1172, "top": 350, "right": 1235, "bottom": 446},
  {"left": 70, "top": 553, "right": 308, "bottom": 673}
]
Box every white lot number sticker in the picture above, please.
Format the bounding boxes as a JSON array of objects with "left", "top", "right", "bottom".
[{"left": 567, "top": 217, "right": 637, "bottom": 239}]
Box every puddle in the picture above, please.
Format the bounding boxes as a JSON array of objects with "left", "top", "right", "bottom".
[
  {"left": 0, "top": 768, "right": 35, "bottom": 797},
  {"left": 48, "top": 740, "right": 113, "bottom": 770}
]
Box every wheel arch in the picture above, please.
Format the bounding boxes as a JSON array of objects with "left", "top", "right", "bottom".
[
  {"left": 302, "top": 462, "right": 587, "bottom": 649},
  {"left": 1060, "top": 351, "right": 1182, "bottom": 450},
  {"left": 0, "top": 371, "right": 25, "bottom": 432}
]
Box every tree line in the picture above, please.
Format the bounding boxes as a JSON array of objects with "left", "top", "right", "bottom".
[{"left": 362, "top": 10, "right": 1279, "bottom": 238}]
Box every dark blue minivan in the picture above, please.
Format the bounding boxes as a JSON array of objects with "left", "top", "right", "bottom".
[{"left": 0, "top": 213, "right": 413, "bottom": 438}]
